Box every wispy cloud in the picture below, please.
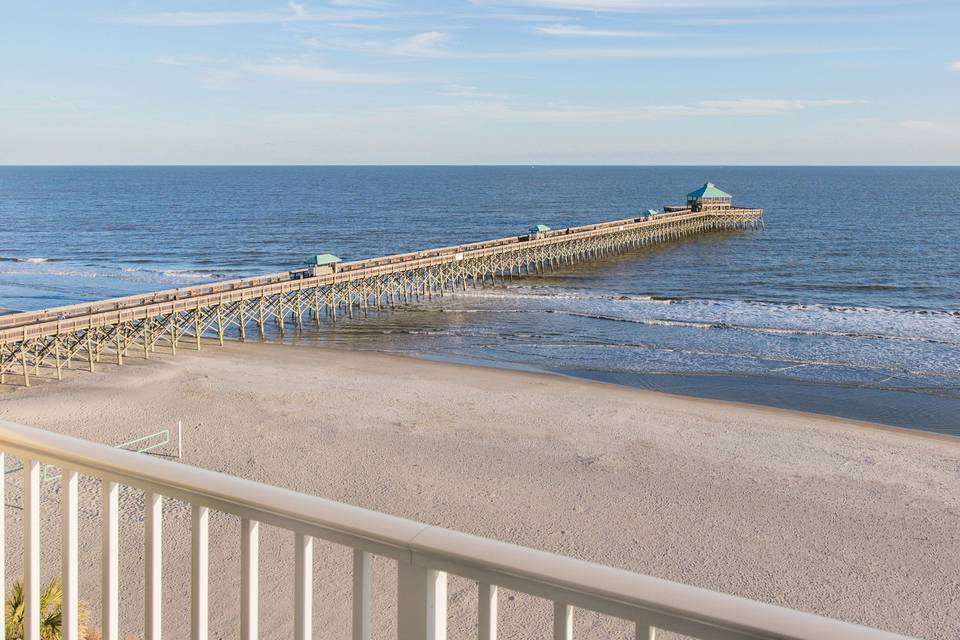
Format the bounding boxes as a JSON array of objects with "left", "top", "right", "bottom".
[
  {"left": 534, "top": 23, "right": 667, "bottom": 37},
  {"left": 307, "top": 31, "right": 453, "bottom": 57},
  {"left": 329, "top": 0, "right": 389, "bottom": 6},
  {"left": 522, "top": 98, "right": 869, "bottom": 121},
  {"left": 438, "top": 84, "right": 509, "bottom": 99},
  {"left": 330, "top": 22, "right": 398, "bottom": 31},
  {"left": 473, "top": 0, "right": 795, "bottom": 11},
  {"left": 696, "top": 98, "right": 869, "bottom": 112},
  {"left": 154, "top": 55, "right": 227, "bottom": 67},
  {"left": 900, "top": 119, "right": 936, "bottom": 131},
  {"left": 402, "top": 44, "right": 857, "bottom": 61},
  {"left": 389, "top": 32, "right": 451, "bottom": 56},
  {"left": 681, "top": 14, "right": 897, "bottom": 25},
  {"left": 0, "top": 99, "right": 91, "bottom": 111},
  {"left": 356, "top": 97, "right": 869, "bottom": 123},
  {"left": 107, "top": 2, "right": 380, "bottom": 27},
  {"left": 245, "top": 62, "right": 414, "bottom": 84},
  {"left": 466, "top": 12, "right": 577, "bottom": 22},
  {"left": 475, "top": 0, "right": 925, "bottom": 11}
]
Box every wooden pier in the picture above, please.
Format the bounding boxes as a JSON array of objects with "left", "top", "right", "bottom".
[{"left": 0, "top": 194, "right": 761, "bottom": 387}]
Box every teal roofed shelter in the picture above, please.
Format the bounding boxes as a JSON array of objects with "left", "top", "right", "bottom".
[
  {"left": 304, "top": 254, "right": 342, "bottom": 276},
  {"left": 686, "top": 182, "right": 732, "bottom": 212},
  {"left": 529, "top": 224, "right": 551, "bottom": 234},
  {"left": 306, "top": 254, "right": 342, "bottom": 267}
]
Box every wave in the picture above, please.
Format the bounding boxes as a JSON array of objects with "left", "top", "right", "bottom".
[
  {"left": 456, "top": 286, "right": 960, "bottom": 346},
  {"left": 484, "top": 286, "right": 960, "bottom": 316},
  {"left": 556, "top": 310, "right": 959, "bottom": 345},
  {"left": 159, "top": 268, "right": 236, "bottom": 280},
  {"left": 0, "top": 256, "right": 60, "bottom": 263},
  {"left": 0, "top": 260, "right": 239, "bottom": 283}
]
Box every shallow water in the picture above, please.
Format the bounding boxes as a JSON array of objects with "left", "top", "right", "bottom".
[{"left": 1, "top": 166, "right": 958, "bottom": 434}]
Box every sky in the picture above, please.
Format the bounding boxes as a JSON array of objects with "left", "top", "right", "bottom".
[{"left": 2, "top": 0, "right": 959, "bottom": 165}]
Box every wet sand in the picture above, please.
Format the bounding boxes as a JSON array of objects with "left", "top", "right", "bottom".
[{"left": 0, "top": 342, "right": 956, "bottom": 639}]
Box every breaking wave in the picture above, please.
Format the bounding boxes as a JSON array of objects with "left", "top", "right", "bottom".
[
  {"left": 0, "top": 256, "right": 59, "bottom": 263},
  {"left": 463, "top": 286, "right": 960, "bottom": 347}
]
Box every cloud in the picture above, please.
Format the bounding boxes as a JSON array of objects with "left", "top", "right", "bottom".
[
  {"left": 389, "top": 32, "right": 451, "bottom": 56},
  {"left": 534, "top": 23, "right": 667, "bottom": 37},
  {"left": 347, "top": 97, "right": 869, "bottom": 124},
  {"left": 245, "top": 62, "right": 414, "bottom": 84},
  {"left": 681, "top": 14, "right": 895, "bottom": 25},
  {"left": 153, "top": 55, "right": 226, "bottom": 67},
  {"left": 438, "top": 84, "right": 509, "bottom": 99},
  {"left": 900, "top": 119, "right": 936, "bottom": 131},
  {"left": 473, "top": 0, "right": 793, "bottom": 11},
  {"left": 402, "top": 44, "right": 856, "bottom": 61},
  {"left": 0, "top": 99, "right": 90, "bottom": 111},
  {"left": 517, "top": 98, "right": 868, "bottom": 121},
  {"left": 329, "top": 0, "right": 389, "bottom": 5},
  {"left": 465, "top": 12, "right": 578, "bottom": 22},
  {"left": 310, "top": 31, "right": 453, "bottom": 57},
  {"left": 696, "top": 98, "right": 869, "bottom": 112},
  {"left": 329, "top": 22, "right": 398, "bottom": 31},
  {"left": 106, "top": 2, "right": 379, "bottom": 26}
]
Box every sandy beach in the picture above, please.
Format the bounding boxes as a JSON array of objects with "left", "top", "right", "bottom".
[{"left": 0, "top": 342, "right": 956, "bottom": 639}]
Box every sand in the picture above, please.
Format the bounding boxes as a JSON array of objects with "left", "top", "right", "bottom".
[{"left": 0, "top": 342, "right": 956, "bottom": 639}]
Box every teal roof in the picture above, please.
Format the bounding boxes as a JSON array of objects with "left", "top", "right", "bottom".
[
  {"left": 646, "top": 209, "right": 659, "bottom": 215},
  {"left": 529, "top": 224, "right": 551, "bottom": 233},
  {"left": 306, "top": 254, "right": 342, "bottom": 266},
  {"left": 687, "top": 182, "right": 731, "bottom": 200}
]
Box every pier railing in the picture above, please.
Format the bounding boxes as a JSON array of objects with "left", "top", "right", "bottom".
[{"left": 0, "top": 419, "right": 911, "bottom": 640}]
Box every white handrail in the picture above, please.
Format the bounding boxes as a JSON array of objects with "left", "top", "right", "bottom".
[{"left": 0, "top": 420, "right": 912, "bottom": 640}]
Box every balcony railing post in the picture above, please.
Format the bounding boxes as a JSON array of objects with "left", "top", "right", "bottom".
[
  {"left": 24, "top": 459, "right": 40, "bottom": 640},
  {"left": 553, "top": 602, "right": 572, "bottom": 640},
  {"left": 478, "top": 583, "right": 497, "bottom": 640},
  {"left": 352, "top": 550, "right": 371, "bottom": 640},
  {"left": 241, "top": 518, "right": 259, "bottom": 640},
  {"left": 294, "top": 533, "right": 314, "bottom": 640},
  {"left": 397, "top": 562, "right": 447, "bottom": 640},
  {"left": 191, "top": 505, "right": 209, "bottom": 640},
  {"left": 62, "top": 469, "right": 79, "bottom": 640},
  {"left": 636, "top": 623, "right": 656, "bottom": 640},
  {"left": 102, "top": 480, "right": 119, "bottom": 640},
  {"left": 145, "top": 492, "right": 163, "bottom": 640}
]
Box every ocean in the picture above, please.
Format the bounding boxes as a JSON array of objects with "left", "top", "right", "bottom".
[{"left": 1, "top": 166, "right": 958, "bottom": 434}]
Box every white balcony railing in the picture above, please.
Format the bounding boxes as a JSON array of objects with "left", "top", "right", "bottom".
[{"left": 0, "top": 419, "right": 912, "bottom": 640}]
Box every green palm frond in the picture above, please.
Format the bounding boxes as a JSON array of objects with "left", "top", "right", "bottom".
[{"left": 5, "top": 577, "right": 66, "bottom": 640}]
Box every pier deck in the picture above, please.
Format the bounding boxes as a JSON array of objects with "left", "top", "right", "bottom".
[{"left": 0, "top": 206, "right": 761, "bottom": 386}]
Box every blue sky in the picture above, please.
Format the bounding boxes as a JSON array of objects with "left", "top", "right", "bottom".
[{"left": 2, "top": 0, "right": 958, "bottom": 164}]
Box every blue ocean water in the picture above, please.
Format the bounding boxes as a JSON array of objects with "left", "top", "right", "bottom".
[{"left": 1, "top": 166, "right": 958, "bottom": 433}]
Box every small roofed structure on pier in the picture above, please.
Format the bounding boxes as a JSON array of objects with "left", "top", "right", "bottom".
[
  {"left": 686, "top": 182, "right": 732, "bottom": 212},
  {"left": 307, "top": 254, "right": 341, "bottom": 268},
  {"left": 291, "top": 254, "right": 342, "bottom": 279},
  {"left": 529, "top": 224, "right": 551, "bottom": 239},
  {"left": 307, "top": 254, "right": 342, "bottom": 274}
]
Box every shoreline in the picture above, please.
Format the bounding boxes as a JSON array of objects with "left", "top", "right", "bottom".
[
  {"left": 404, "top": 348, "right": 960, "bottom": 444},
  {"left": 0, "top": 340, "right": 957, "bottom": 638},
  {"left": 3, "top": 337, "right": 958, "bottom": 441},
  {"left": 333, "top": 343, "right": 960, "bottom": 438}
]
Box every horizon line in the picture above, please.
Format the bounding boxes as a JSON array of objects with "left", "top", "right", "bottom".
[{"left": 2, "top": 163, "right": 959, "bottom": 168}]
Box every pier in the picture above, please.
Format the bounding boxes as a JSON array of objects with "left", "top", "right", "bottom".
[{"left": 0, "top": 186, "right": 761, "bottom": 386}]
